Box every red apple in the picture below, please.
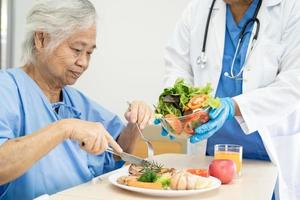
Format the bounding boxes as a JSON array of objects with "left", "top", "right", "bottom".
[{"left": 209, "top": 159, "right": 236, "bottom": 184}]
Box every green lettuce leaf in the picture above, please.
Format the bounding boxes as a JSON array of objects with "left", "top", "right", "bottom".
[{"left": 156, "top": 78, "right": 220, "bottom": 117}]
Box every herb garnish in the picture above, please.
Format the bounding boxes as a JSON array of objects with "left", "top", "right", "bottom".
[
  {"left": 137, "top": 161, "right": 163, "bottom": 183},
  {"left": 140, "top": 161, "right": 163, "bottom": 173}
]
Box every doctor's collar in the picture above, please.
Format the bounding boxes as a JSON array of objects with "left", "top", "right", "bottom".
[{"left": 210, "top": 0, "right": 281, "bottom": 10}]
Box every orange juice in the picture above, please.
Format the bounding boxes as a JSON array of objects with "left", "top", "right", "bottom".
[{"left": 214, "top": 151, "right": 242, "bottom": 175}]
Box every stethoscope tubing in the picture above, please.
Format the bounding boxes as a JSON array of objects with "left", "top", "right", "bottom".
[
  {"left": 198, "top": 0, "right": 262, "bottom": 80},
  {"left": 226, "top": 26, "right": 258, "bottom": 80},
  {"left": 202, "top": 0, "right": 217, "bottom": 53}
]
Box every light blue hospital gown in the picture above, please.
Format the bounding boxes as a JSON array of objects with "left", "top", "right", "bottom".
[{"left": 0, "top": 68, "right": 125, "bottom": 200}]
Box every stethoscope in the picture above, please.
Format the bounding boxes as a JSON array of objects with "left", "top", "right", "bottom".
[{"left": 197, "top": 0, "right": 262, "bottom": 80}]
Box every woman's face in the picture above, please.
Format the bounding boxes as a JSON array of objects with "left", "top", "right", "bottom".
[{"left": 37, "top": 26, "right": 96, "bottom": 86}]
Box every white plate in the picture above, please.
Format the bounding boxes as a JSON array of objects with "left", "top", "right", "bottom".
[{"left": 108, "top": 170, "right": 221, "bottom": 197}]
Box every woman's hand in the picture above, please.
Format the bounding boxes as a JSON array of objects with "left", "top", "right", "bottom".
[
  {"left": 117, "top": 101, "right": 154, "bottom": 154},
  {"left": 61, "top": 119, "right": 123, "bottom": 154},
  {"left": 124, "top": 101, "right": 154, "bottom": 129}
]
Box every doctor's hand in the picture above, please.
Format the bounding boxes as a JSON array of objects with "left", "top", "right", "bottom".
[
  {"left": 190, "top": 98, "right": 235, "bottom": 143},
  {"left": 60, "top": 119, "right": 123, "bottom": 155},
  {"left": 124, "top": 101, "right": 154, "bottom": 130}
]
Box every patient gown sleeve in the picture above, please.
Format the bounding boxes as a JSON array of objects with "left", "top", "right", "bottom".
[{"left": 0, "top": 72, "right": 22, "bottom": 146}]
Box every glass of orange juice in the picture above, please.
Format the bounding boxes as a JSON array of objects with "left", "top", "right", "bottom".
[{"left": 214, "top": 144, "right": 243, "bottom": 177}]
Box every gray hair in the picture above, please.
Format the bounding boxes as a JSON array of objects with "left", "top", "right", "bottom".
[{"left": 22, "top": 0, "right": 97, "bottom": 64}]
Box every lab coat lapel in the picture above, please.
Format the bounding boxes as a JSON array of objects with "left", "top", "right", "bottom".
[
  {"left": 265, "top": 0, "right": 281, "bottom": 7},
  {"left": 205, "top": 1, "right": 226, "bottom": 97},
  {"left": 242, "top": 0, "right": 280, "bottom": 92},
  {"left": 211, "top": 1, "right": 226, "bottom": 66}
]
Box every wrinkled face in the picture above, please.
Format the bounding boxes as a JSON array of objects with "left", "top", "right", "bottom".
[{"left": 37, "top": 26, "right": 96, "bottom": 86}]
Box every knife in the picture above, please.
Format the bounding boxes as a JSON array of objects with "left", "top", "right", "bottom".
[{"left": 106, "top": 147, "right": 150, "bottom": 166}]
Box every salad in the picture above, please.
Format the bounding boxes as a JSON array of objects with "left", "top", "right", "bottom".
[{"left": 155, "top": 79, "right": 220, "bottom": 136}]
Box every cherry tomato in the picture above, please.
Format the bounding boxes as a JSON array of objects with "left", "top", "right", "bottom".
[
  {"left": 185, "top": 111, "right": 209, "bottom": 124},
  {"left": 164, "top": 114, "right": 183, "bottom": 135},
  {"left": 187, "top": 168, "right": 209, "bottom": 177},
  {"left": 197, "top": 111, "right": 209, "bottom": 123},
  {"left": 183, "top": 122, "right": 194, "bottom": 135}
]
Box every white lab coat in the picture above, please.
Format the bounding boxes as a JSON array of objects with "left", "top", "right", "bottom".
[{"left": 164, "top": 0, "right": 300, "bottom": 199}]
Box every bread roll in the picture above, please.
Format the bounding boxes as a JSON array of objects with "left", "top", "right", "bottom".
[{"left": 170, "top": 171, "right": 211, "bottom": 190}]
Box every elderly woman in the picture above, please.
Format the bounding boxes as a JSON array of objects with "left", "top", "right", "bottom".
[{"left": 0, "top": 0, "right": 153, "bottom": 199}]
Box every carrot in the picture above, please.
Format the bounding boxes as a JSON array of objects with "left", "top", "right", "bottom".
[
  {"left": 127, "top": 180, "right": 163, "bottom": 190},
  {"left": 187, "top": 95, "right": 208, "bottom": 110}
]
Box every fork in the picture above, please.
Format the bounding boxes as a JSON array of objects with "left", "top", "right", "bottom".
[
  {"left": 135, "top": 122, "right": 154, "bottom": 159},
  {"left": 127, "top": 102, "right": 154, "bottom": 159}
]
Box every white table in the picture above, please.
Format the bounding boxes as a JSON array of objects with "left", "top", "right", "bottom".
[{"left": 49, "top": 154, "right": 277, "bottom": 200}]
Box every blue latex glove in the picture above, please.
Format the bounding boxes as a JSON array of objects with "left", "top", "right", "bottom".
[
  {"left": 190, "top": 97, "right": 235, "bottom": 143},
  {"left": 154, "top": 118, "right": 176, "bottom": 140}
]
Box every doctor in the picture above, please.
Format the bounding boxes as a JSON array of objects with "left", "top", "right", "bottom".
[
  {"left": 163, "top": 0, "right": 300, "bottom": 199},
  {"left": 0, "top": 0, "right": 153, "bottom": 199}
]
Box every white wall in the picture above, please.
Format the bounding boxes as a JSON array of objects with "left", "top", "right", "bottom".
[
  {"left": 12, "top": 0, "right": 35, "bottom": 68},
  {"left": 12, "top": 0, "right": 191, "bottom": 118}
]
